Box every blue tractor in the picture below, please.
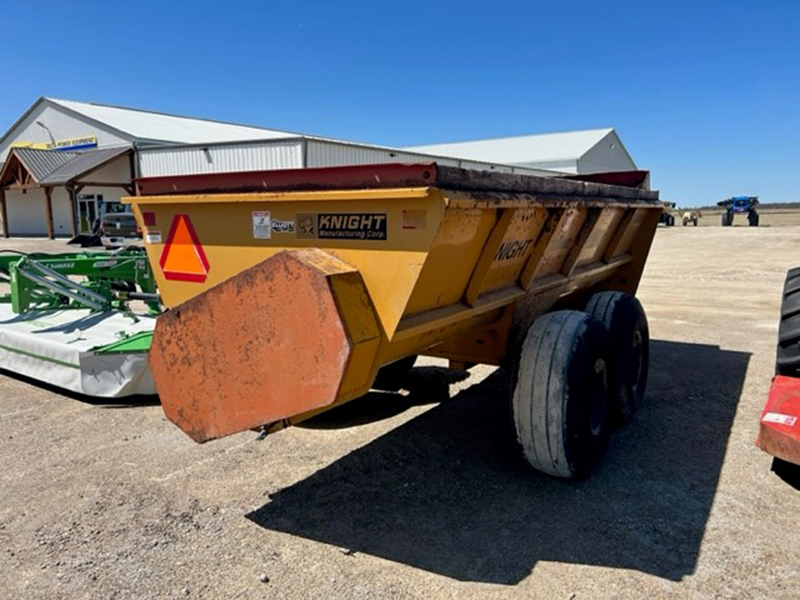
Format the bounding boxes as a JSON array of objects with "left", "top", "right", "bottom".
[{"left": 718, "top": 196, "right": 759, "bottom": 227}]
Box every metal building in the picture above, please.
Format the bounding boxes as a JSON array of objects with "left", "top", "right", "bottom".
[
  {"left": 0, "top": 97, "right": 638, "bottom": 238},
  {"left": 405, "top": 128, "right": 636, "bottom": 174},
  {"left": 135, "top": 137, "right": 556, "bottom": 179},
  {"left": 0, "top": 98, "right": 556, "bottom": 237},
  {"left": 0, "top": 97, "right": 294, "bottom": 163},
  {"left": 0, "top": 97, "right": 297, "bottom": 237}
]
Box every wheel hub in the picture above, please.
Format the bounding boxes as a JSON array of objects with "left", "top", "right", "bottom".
[{"left": 589, "top": 357, "right": 609, "bottom": 436}]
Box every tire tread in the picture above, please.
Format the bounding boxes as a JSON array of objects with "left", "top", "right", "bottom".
[
  {"left": 512, "top": 311, "right": 609, "bottom": 478},
  {"left": 778, "top": 268, "right": 800, "bottom": 376}
]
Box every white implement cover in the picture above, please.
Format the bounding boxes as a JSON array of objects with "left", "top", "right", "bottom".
[{"left": 0, "top": 305, "right": 156, "bottom": 397}]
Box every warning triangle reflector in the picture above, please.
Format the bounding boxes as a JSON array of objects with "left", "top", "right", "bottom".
[{"left": 159, "top": 214, "right": 210, "bottom": 283}]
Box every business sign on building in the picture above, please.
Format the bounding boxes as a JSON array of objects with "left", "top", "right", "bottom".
[{"left": 12, "top": 135, "right": 98, "bottom": 152}]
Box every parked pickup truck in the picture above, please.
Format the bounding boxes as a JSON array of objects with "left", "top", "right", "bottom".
[{"left": 101, "top": 212, "right": 142, "bottom": 248}]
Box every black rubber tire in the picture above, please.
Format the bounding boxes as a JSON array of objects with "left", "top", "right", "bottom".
[
  {"left": 372, "top": 355, "right": 417, "bottom": 391},
  {"left": 585, "top": 291, "right": 650, "bottom": 422},
  {"left": 511, "top": 310, "right": 612, "bottom": 479},
  {"left": 771, "top": 457, "right": 800, "bottom": 489},
  {"left": 776, "top": 267, "right": 800, "bottom": 376},
  {"left": 668, "top": 215, "right": 675, "bottom": 227},
  {"left": 721, "top": 212, "right": 731, "bottom": 226},
  {"left": 748, "top": 211, "right": 760, "bottom": 227}
]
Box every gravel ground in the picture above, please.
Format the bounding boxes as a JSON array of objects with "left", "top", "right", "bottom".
[{"left": 1, "top": 227, "right": 799, "bottom": 599}]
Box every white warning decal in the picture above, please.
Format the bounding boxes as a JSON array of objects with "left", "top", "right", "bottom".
[
  {"left": 762, "top": 412, "right": 798, "bottom": 426},
  {"left": 252, "top": 211, "right": 272, "bottom": 239}
]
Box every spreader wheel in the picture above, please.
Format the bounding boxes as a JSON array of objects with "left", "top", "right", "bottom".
[
  {"left": 511, "top": 310, "right": 612, "bottom": 479},
  {"left": 585, "top": 291, "right": 650, "bottom": 422}
]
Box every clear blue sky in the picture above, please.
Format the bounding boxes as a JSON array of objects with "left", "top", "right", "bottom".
[{"left": 2, "top": 1, "right": 797, "bottom": 205}]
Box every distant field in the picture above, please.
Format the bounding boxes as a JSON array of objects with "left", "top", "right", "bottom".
[{"left": 677, "top": 208, "right": 800, "bottom": 227}]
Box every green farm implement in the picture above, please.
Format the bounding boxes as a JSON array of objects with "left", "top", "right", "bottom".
[
  {"left": 0, "top": 248, "right": 159, "bottom": 314},
  {"left": 0, "top": 248, "right": 160, "bottom": 397}
]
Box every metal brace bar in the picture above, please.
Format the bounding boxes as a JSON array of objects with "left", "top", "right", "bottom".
[
  {"left": 16, "top": 263, "right": 107, "bottom": 311},
  {"left": 24, "top": 260, "right": 108, "bottom": 304}
]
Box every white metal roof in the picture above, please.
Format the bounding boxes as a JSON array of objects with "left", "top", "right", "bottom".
[
  {"left": 405, "top": 128, "right": 616, "bottom": 164},
  {"left": 47, "top": 98, "right": 296, "bottom": 145}
]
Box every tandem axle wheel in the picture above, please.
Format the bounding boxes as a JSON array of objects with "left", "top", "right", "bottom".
[{"left": 511, "top": 292, "right": 650, "bottom": 478}]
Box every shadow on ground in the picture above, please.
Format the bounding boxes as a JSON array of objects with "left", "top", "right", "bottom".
[
  {"left": 247, "top": 340, "right": 750, "bottom": 584},
  {"left": 298, "top": 366, "right": 468, "bottom": 430},
  {"left": 0, "top": 368, "right": 160, "bottom": 407}
]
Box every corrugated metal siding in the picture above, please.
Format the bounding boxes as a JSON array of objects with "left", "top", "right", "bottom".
[
  {"left": 306, "top": 140, "right": 555, "bottom": 176},
  {"left": 306, "top": 140, "right": 461, "bottom": 169},
  {"left": 138, "top": 140, "right": 304, "bottom": 177},
  {"left": 458, "top": 159, "right": 515, "bottom": 174},
  {"left": 137, "top": 137, "right": 560, "bottom": 179},
  {"left": 512, "top": 159, "right": 577, "bottom": 173},
  {"left": 0, "top": 103, "right": 130, "bottom": 162}
]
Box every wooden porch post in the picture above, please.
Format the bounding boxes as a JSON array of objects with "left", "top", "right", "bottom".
[
  {"left": 44, "top": 186, "right": 54, "bottom": 239},
  {"left": 66, "top": 186, "right": 78, "bottom": 237},
  {"left": 0, "top": 188, "right": 8, "bottom": 238}
]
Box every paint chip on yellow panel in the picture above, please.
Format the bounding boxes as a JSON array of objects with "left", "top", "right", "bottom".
[{"left": 402, "top": 210, "right": 427, "bottom": 230}]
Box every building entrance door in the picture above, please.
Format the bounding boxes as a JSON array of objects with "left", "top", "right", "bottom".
[{"left": 77, "top": 195, "right": 100, "bottom": 234}]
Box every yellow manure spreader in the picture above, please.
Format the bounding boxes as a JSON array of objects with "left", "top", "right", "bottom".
[{"left": 128, "top": 163, "right": 661, "bottom": 479}]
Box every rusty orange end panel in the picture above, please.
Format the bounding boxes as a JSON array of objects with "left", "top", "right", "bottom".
[{"left": 150, "top": 249, "right": 381, "bottom": 442}]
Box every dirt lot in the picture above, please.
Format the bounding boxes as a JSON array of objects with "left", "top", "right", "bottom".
[{"left": 1, "top": 227, "right": 800, "bottom": 600}]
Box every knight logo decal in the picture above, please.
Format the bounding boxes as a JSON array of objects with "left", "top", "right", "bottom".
[
  {"left": 297, "top": 213, "right": 387, "bottom": 240},
  {"left": 297, "top": 214, "right": 316, "bottom": 238},
  {"left": 495, "top": 239, "right": 535, "bottom": 262}
]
